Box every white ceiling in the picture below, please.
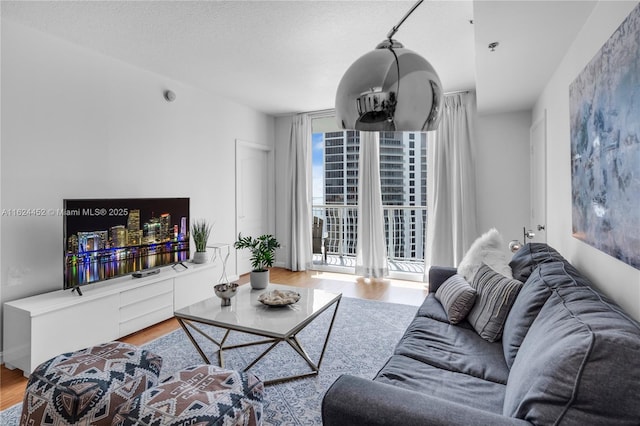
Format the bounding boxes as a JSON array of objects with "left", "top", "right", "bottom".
[{"left": 1, "top": 1, "right": 597, "bottom": 116}]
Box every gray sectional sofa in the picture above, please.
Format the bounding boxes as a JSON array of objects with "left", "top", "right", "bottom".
[{"left": 322, "top": 243, "right": 640, "bottom": 425}]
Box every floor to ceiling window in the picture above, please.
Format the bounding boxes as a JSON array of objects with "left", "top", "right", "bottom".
[{"left": 311, "top": 116, "right": 427, "bottom": 280}]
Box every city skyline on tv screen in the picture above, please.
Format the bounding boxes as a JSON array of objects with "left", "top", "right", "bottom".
[{"left": 63, "top": 198, "right": 190, "bottom": 288}]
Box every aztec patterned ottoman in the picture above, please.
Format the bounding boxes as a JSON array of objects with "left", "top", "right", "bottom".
[
  {"left": 20, "top": 341, "right": 162, "bottom": 426},
  {"left": 111, "top": 364, "right": 265, "bottom": 426}
]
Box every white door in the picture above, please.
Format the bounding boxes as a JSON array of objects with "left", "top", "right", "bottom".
[
  {"left": 236, "top": 140, "right": 272, "bottom": 275},
  {"left": 530, "top": 111, "right": 547, "bottom": 243}
]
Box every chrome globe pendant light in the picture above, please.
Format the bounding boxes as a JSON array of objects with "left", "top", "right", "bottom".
[{"left": 335, "top": 0, "right": 442, "bottom": 132}]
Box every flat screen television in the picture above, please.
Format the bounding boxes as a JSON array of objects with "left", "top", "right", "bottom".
[{"left": 63, "top": 197, "right": 190, "bottom": 289}]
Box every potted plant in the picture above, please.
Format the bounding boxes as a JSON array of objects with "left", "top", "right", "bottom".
[
  {"left": 234, "top": 233, "right": 280, "bottom": 289},
  {"left": 191, "top": 219, "right": 213, "bottom": 264}
]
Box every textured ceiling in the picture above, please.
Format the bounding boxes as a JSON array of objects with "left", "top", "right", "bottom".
[
  {"left": 1, "top": 1, "right": 597, "bottom": 115},
  {"left": 474, "top": 0, "right": 596, "bottom": 113}
]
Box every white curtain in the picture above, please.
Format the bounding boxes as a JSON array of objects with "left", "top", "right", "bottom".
[
  {"left": 356, "top": 131, "right": 389, "bottom": 278},
  {"left": 287, "top": 114, "right": 312, "bottom": 271},
  {"left": 425, "top": 92, "right": 478, "bottom": 274}
]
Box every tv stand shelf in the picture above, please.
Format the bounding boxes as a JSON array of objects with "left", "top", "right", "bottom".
[{"left": 3, "top": 262, "right": 219, "bottom": 376}]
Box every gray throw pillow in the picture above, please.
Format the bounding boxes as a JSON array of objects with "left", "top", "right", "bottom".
[
  {"left": 435, "top": 274, "right": 477, "bottom": 324},
  {"left": 467, "top": 263, "right": 523, "bottom": 342}
]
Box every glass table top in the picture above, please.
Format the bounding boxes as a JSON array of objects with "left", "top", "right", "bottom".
[{"left": 174, "top": 283, "right": 342, "bottom": 338}]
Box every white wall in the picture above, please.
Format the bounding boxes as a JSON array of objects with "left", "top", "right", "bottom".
[
  {"left": 533, "top": 1, "right": 640, "bottom": 320},
  {"left": 475, "top": 111, "right": 532, "bottom": 243},
  {"left": 0, "top": 20, "right": 275, "bottom": 343}
]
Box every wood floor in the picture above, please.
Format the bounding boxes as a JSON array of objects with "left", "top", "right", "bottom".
[{"left": 0, "top": 268, "right": 428, "bottom": 411}]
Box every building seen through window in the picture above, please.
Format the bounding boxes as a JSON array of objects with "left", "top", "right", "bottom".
[{"left": 312, "top": 125, "right": 427, "bottom": 271}]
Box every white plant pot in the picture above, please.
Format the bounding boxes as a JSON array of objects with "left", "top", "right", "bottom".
[
  {"left": 250, "top": 270, "right": 269, "bottom": 289},
  {"left": 192, "top": 251, "right": 208, "bottom": 264}
]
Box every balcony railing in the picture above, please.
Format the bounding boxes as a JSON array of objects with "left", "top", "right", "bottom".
[{"left": 312, "top": 204, "right": 426, "bottom": 275}]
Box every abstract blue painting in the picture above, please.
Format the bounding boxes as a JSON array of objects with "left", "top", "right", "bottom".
[{"left": 569, "top": 3, "right": 640, "bottom": 270}]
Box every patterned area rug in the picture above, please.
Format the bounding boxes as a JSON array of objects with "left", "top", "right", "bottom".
[{"left": 1, "top": 296, "right": 417, "bottom": 425}]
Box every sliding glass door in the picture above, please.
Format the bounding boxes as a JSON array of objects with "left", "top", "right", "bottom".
[{"left": 311, "top": 116, "right": 427, "bottom": 280}]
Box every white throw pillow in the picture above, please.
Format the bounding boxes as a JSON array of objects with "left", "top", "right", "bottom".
[{"left": 457, "top": 228, "right": 513, "bottom": 282}]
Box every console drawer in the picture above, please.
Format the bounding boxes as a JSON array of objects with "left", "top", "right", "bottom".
[{"left": 120, "top": 279, "right": 173, "bottom": 307}]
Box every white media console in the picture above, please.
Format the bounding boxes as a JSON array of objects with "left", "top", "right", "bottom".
[{"left": 3, "top": 262, "right": 221, "bottom": 376}]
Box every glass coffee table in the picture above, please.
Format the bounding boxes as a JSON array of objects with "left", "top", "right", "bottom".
[{"left": 174, "top": 283, "right": 342, "bottom": 385}]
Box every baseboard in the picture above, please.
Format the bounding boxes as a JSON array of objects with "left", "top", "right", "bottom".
[{"left": 274, "top": 261, "right": 286, "bottom": 268}]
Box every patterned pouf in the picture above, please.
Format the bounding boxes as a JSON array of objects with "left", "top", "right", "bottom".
[
  {"left": 20, "top": 341, "right": 162, "bottom": 426},
  {"left": 111, "top": 364, "right": 265, "bottom": 426}
]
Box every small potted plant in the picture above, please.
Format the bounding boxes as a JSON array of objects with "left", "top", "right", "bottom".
[
  {"left": 191, "top": 219, "right": 213, "bottom": 264},
  {"left": 234, "top": 233, "right": 280, "bottom": 289}
]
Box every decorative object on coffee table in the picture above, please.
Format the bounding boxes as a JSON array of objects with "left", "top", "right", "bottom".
[
  {"left": 191, "top": 219, "right": 213, "bottom": 264},
  {"left": 258, "top": 289, "right": 301, "bottom": 306},
  {"left": 214, "top": 282, "right": 239, "bottom": 306},
  {"left": 234, "top": 233, "right": 280, "bottom": 289}
]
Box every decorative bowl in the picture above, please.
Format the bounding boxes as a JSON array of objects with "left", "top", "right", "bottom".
[
  {"left": 214, "top": 282, "right": 239, "bottom": 306},
  {"left": 258, "top": 289, "right": 301, "bottom": 307}
]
